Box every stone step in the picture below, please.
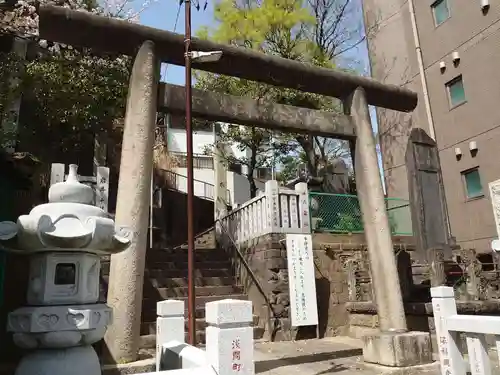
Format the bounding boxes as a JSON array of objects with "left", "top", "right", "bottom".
[
  {"left": 145, "top": 248, "right": 226, "bottom": 262},
  {"left": 140, "top": 315, "right": 259, "bottom": 335},
  {"left": 101, "top": 261, "right": 232, "bottom": 275},
  {"left": 145, "top": 268, "right": 233, "bottom": 279},
  {"left": 146, "top": 285, "right": 244, "bottom": 299},
  {"left": 145, "top": 261, "right": 232, "bottom": 270},
  {"left": 102, "top": 276, "right": 236, "bottom": 288},
  {"left": 139, "top": 327, "right": 265, "bottom": 349}
]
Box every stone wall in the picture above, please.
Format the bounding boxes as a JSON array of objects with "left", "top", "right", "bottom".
[
  {"left": 347, "top": 300, "right": 500, "bottom": 353},
  {"left": 238, "top": 232, "right": 415, "bottom": 341}
]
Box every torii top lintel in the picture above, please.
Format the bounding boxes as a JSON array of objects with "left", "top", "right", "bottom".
[{"left": 38, "top": 5, "right": 417, "bottom": 113}]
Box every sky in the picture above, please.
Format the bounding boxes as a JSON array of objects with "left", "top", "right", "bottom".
[
  {"left": 138, "top": 0, "right": 386, "bottom": 191},
  {"left": 140, "top": 0, "right": 215, "bottom": 84}
]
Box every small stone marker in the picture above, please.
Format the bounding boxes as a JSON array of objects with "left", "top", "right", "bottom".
[
  {"left": 205, "top": 299, "right": 254, "bottom": 375},
  {"left": 156, "top": 300, "right": 185, "bottom": 371}
]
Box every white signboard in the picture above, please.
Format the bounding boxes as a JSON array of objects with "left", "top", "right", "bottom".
[
  {"left": 489, "top": 179, "right": 500, "bottom": 240},
  {"left": 285, "top": 234, "right": 318, "bottom": 327}
]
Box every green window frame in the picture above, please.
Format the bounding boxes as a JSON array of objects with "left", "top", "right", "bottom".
[
  {"left": 462, "top": 168, "right": 483, "bottom": 199},
  {"left": 432, "top": 0, "right": 450, "bottom": 26},
  {"left": 447, "top": 76, "right": 466, "bottom": 108}
]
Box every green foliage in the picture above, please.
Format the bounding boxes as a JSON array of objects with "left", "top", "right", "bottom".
[
  {"left": 276, "top": 153, "right": 303, "bottom": 183},
  {"left": 195, "top": 0, "right": 357, "bottom": 186},
  {"left": 23, "top": 50, "right": 129, "bottom": 134},
  {"left": 336, "top": 212, "right": 363, "bottom": 233},
  {"left": 0, "top": 0, "right": 141, "bottom": 162},
  {"left": 0, "top": 47, "right": 130, "bottom": 161}
]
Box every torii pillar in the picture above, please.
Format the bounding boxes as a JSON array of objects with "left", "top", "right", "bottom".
[
  {"left": 346, "top": 88, "right": 432, "bottom": 367},
  {"left": 105, "top": 41, "right": 160, "bottom": 363}
]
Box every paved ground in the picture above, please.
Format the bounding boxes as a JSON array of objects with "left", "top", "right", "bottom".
[
  {"left": 253, "top": 337, "right": 439, "bottom": 375},
  {"left": 105, "top": 335, "right": 500, "bottom": 375}
]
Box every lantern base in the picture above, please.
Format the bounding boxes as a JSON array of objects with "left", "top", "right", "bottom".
[{"left": 15, "top": 345, "right": 101, "bottom": 375}]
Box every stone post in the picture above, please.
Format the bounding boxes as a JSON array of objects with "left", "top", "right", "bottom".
[
  {"left": 265, "top": 180, "right": 280, "bottom": 233},
  {"left": 345, "top": 88, "right": 406, "bottom": 332},
  {"left": 205, "top": 299, "right": 255, "bottom": 375},
  {"left": 156, "top": 300, "right": 185, "bottom": 371},
  {"left": 427, "top": 247, "right": 446, "bottom": 287},
  {"left": 105, "top": 40, "right": 159, "bottom": 363},
  {"left": 295, "top": 182, "right": 311, "bottom": 234},
  {"left": 430, "top": 287, "right": 466, "bottom": 375},
  {"left": 464, "top": 249, "right": 481, "bottom": 301},
  {"left": 345, "top": 259, "right": 358, "bottom": 302}
]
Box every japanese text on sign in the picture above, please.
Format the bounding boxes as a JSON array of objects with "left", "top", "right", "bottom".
[
  {"left": 285, "top": 234, "right": 318, "bottom": 327},
  {"left": 232, "top": 338, "right": 241, "bottom": 372}
]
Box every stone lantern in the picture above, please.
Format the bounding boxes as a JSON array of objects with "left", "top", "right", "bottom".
[{"left": 0, "top": 164, "right": 132, "bottom": 375}]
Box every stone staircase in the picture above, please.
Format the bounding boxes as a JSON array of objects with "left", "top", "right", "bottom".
[{"left": 101, "top": 229, "right": 264, "bottom": 350}]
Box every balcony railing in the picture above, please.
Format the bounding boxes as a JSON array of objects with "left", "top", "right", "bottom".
[
  {"left": 161, "top": 169, "right": 230, "bottom": 203},
  {"left": 170, "top": 152, "right": 214, "bottom": 169}
]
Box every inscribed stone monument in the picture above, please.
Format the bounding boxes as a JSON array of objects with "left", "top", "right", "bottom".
[{"left": 406, "top": 128, "right": 452, "bottom": 262}]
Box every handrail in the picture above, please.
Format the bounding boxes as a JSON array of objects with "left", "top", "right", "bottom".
[
  {"left": 216, "top": 218, "right": 281, "bottom": 340},
  {"left": 223, "top": 194, "right": 266, "bottom": 217},
  {"left": 159, "top": 169, "right": 231, "bottom": 203},
  {"left": 160, "top": 169, "right": 215, "bottom": 189},
  {"left": 171, "top": 219, "right": 281, "bottom": 338}
]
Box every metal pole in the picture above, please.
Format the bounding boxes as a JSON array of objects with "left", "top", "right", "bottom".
[{"left": 184, "top": 0, "right": 196, "bottom": 346}]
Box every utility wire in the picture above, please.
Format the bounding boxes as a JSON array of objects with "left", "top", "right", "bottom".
[{"left": 161, "top": 0, "right": 182, "bottom": 81}]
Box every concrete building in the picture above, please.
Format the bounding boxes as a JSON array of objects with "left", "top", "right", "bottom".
[
  {"left": 165, "top": 114, "right": 269, "bottom": 206},
  {"left": 362, "top": 0, "right": 500, "bottom": 251}
]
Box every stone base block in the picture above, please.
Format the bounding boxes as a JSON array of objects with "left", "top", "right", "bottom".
[{"left": 362, "top": 331, "right": 433, "bottom": 367}]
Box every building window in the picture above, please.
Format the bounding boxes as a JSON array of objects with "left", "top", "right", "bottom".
[
  {"left": 447, "top": 76, "right": 466, "bottom": 108},
  {"left": 256, "top": 167, "right": 272, "bottom": 180},
  {"left": 432, "top": 0, "right": 450, "bottom": 26},
  {"left": 462, "top": 168, "right": 483, "bottom": 199},
  {"left": 229, "top": 162, "right": 242, "bottom": 174}
]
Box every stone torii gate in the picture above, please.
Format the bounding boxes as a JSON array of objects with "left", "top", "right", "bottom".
[{"left": 38, "top": 5, "right": 431, "bottom": 369}]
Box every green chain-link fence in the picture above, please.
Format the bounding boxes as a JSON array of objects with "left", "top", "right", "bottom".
[{"left": 309, "top": 192, "right": 412, "bottom": 235}]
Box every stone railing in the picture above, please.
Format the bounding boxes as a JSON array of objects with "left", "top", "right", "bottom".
[
  {"left": 135, "top": 299, "right": 254, "bottom": 375},
  {"left": 220, "top": 180, "right": 311, "bottom": 244},
  {"left": 431, "top": 286, "right": 500, "bottom": 375}
]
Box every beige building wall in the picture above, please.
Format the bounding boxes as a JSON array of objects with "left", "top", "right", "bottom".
[{"left": 363, "top": 0, "right": 500, "bottom": 251}]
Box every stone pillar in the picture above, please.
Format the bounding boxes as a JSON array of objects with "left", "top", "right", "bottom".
[
  {"left": 105, "top": 41, "right": 159, "bottom": 363},
  {"left": 156, "top": 300, "right": 185, "bottom": 371},
  {"left": 345, "top": 87, "right": 407, "bottom": 332},
  {"left": 205, "top": 300, "right": 255, "bottom": 375},
  {"left": 347, "top": 88, "right": 432, "bottom": 367}
]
